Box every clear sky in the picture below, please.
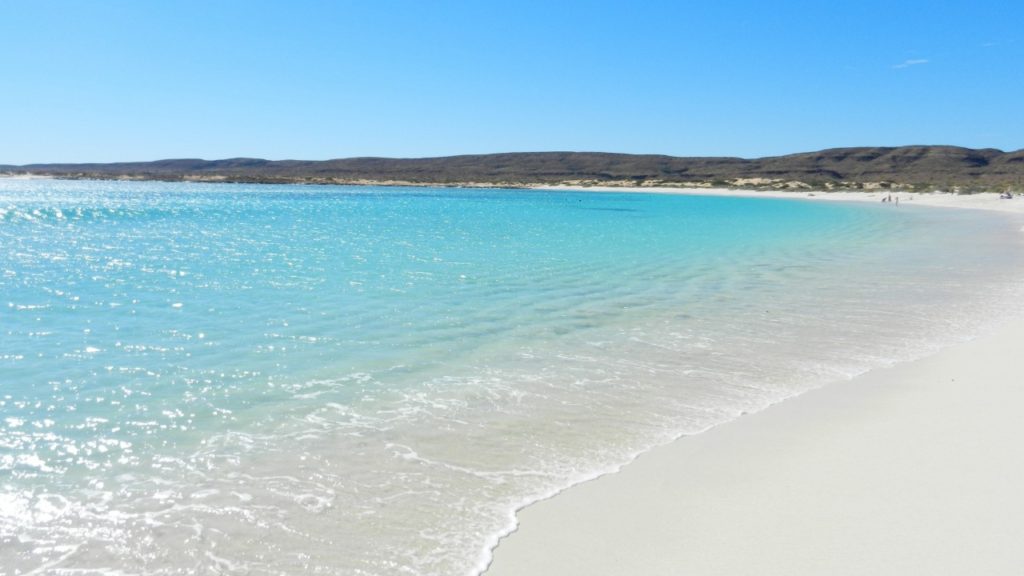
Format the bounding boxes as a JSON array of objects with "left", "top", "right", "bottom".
[{"left": 2, "top": 0, "right": 1021, "bottom": 163}]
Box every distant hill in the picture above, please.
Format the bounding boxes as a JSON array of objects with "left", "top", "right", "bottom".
[{"left": 3, "top": 146, "right": 1024, "bottom": 191}]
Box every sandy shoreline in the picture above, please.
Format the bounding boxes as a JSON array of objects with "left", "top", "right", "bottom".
[
  {"left": 486, "top": 191, "right": 1024, "bottom": 575},
  {"left": 533, "top": 184, "right": 1024, "bottom": 215}
]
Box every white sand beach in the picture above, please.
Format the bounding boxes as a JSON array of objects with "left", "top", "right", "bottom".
[
  {"left": 534, "top": 185, "right": 1024, "bottom": 215},
  {"left": 487, "top": 190, "right": 1024, "bottom": 576}
]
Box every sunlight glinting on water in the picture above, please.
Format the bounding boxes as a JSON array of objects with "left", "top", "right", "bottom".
[{"left": 2, "top": 179, "right": 1023, "bottom": 575}]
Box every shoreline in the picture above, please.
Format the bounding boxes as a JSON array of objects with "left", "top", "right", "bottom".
[
  {"left": 531, "top": 184, "right": 1024, "bottom": 215},
  {"left": 487, "top": 311, "right": 1024, "bottom": 575},
  {"left": 485, "top": 193, "right": 1024, "bottom": 575}
]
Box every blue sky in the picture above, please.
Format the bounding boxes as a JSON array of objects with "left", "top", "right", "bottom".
[{"left": 2, "top": 1, "right": 1021, "bottom": 163}]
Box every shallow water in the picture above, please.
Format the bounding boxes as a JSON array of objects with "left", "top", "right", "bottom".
[{"left": 2, "top": 180, "right": 1023, "bottom": 575}]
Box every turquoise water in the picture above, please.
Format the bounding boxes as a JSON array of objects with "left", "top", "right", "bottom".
[{"left": 2, "top": 179, "right": 1023, "bottom": 575}]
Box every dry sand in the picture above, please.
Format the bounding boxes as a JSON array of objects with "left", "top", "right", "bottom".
[
  {"left": 533, "top": 185, "right": 1024, "bottom": 215},
  {"left": 487, "top": 190, "right": 1024, "bottom": 576}
]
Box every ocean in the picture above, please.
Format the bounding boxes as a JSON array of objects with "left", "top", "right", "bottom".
[{"left": 2, "top": 179, "right": 1023, "bottom": 575}]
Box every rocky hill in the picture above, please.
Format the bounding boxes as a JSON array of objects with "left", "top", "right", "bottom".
[{"left": 4, "top": 146, "right": 1023, "bottom": 191}]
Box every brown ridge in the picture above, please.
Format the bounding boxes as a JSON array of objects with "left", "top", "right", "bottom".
[{"left": 3, "top": 146, "right": 1023, "bottom": 191}]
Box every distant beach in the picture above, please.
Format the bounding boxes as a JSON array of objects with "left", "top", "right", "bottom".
[{"left": 533, "top": 184, "right": 1024, "bottom": 215}]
